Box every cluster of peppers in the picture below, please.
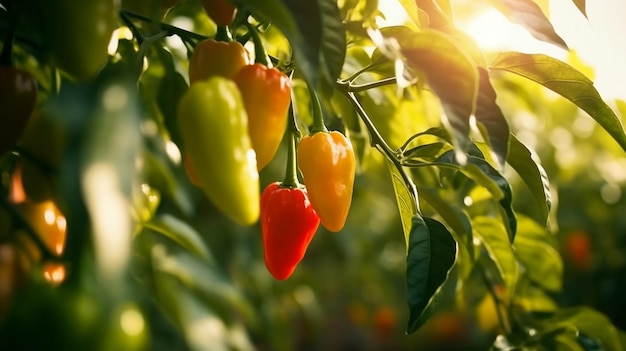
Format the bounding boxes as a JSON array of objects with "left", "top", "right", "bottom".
[{"left": 179, "top": 0, "right": 356, "bottom": 280}]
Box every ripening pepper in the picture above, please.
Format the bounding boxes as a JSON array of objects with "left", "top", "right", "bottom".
[
  {"left": 233, "top": 64, "right": 291, "bottom": 170},
  {"left": 40, "top": 0, "right": 118, "bottom": 81},
  {"left": 177, "top": 77, "right": 260, "bottom": 225},
  {"left": 297, "top": 131, "right": 356, "bottom": 232},
  {"left": 0, "top": 66, "right": 37, "bottom": 156},
  {"left": 201, "top": 0, "right": 237, "bottom": 27},
  {"left": 261, "top": 182, "right": 320, "bottom": 280},
  {"left": 188, "top": 39, "right": 251, "bottom": 84}
]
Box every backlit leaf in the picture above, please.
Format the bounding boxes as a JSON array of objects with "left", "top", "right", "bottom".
[{"left": 491, "top": 52, "right": 626, "bottom": 152}]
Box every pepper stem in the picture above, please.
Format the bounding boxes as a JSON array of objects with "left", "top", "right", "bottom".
[
  {"left": 215, "top": 25, "right": 233, "bottom": 42},
  {"left": 245, "top": 22, "right": 271, "bottom": 67},
  {"left": 309, "top": 87, "right": 328, "bottom": 134},
  {"left": 281, "top": 101, "right": 301, "bottom": 188}
]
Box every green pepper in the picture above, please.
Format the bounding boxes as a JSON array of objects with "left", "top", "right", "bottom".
[
  {"left": 177, "top": 77, "right": 259, "bottom": 225},
  {"left": 40, "top": 0, "right": 119, "bottom": 81},
  {"left": 0, "top": 66, "right": 37, "bottom": 156}
]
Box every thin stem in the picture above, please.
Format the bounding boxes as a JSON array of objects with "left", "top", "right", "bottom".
[
  {"left": 120, "top": 11, "right": 145, "bottom": 45},
  {"left": 134, "top": 30, "right": 169, "bottom": 78},
  {"left": 281, "top": 102, "right": 300, "bottom": 188},
  {"left": 309, "top": 88, "right": 328, "bottom": 134},
  {"left": 215, "top": 25, "right": 233, "bottom": 42},
  {"left": 339, "top": 88, "right": 419, "bottom": 212},
  {"left": 477, "top": 261, "right": 513, "bottom": 336},
  {"left": 245, "top": 22, "right": 270, "bottom": 67},
  {"left": 121, "top": 10, "right": 208, "bottom": 42},
  {"left": 341, "top": 61, "right": 384, "bottom": 83},
  {"left": 347, "top": 77, "right": 397, "bottom": 93}
]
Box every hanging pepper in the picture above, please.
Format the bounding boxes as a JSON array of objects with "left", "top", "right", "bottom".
[
  {"left": 177, "top": 76, "right": 259, "bottom": 225},
  {"left": 260, "top": 104, "right": 319, "bottom": 280},
  {"left": 201, "top": 0, "right": 237, "bottom": 27},
  {"left": 188, "top": 39, "right": 250, "bottom": 84},
  {"left": 260, "top": 182, "right": 320, "bottom": 280},
  {"left": 233, "top": 64, "right": 291, "bottom": 170},
  {"left": 297, "top": 92, "right": 356, "bottom": 232}
]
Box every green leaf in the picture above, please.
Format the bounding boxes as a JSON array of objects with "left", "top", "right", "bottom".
[
  {"left": 386, "top": 159, "right": 419, "bottom": 248},
  {"left": 418, "top": 187, "right": 473, "bottom": 258},
  {"left": 436, "top": 150, "right": 517, "bottom": 240},
  {"left": 153, "top": 270, "right": 234, "bottom": 351},
  {"left": 473, "top": 216, "right": 519, "bottom": 299},
  {"left": 402, "top": 142, "right": 447, "bottom": 162},
  {"left": 397, "top": 0, "right": 422, "bottom": 27},
  {"left": 415, "top": 0, "right": 454, "bottom": 31},
  {"left": 475, "top": 67, "right": 510, "bottom": 169},
  {"left": 156, "top": 56, "right": 188, "bottom": 147},
  {"left": 318, "top": 0, "right": 347, "bottom": 100},
  {"left": 381, "top": 27, "right": 478, "bottom": 154},
  {"left": 538, "top": 307, "right": 624, "bottom": 351},
  {"left": 145, "top": 214, "right": 213, "bottom": 261},
  {"left": 154, "top": 249, "right": 257, "bottom": 327},
  {"left": 491, "top": 52, "right": 626, "bottom": 152},
  {"left": 239, "top": 0, "right": 320, "bottom": 88},
  {"left": 514, "top": 216, "right": 562, "bottom": 292},
  {"left": 489, "top": 0, "right": 568, "bottom": 49},
  {"left": 572, "top": 0, "right": 587, "bottom": 17},
  {"left": 406, "top": 216, "right": 457, "bottom": 333},
  {"left": 506, "top": 134, "right": 551, "bottom": 225}
]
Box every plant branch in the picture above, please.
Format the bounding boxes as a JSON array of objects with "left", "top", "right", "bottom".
[
  {"left": 477, "top": 260, "right": 513, "bottom": 336},
  {"left": 337, "top": 85, "right": 419, "bottom": 211},
  {"left": 344, "top": 77, "right": 397, "bottom": 93},
  {"left": 121, "top": 10, "right": 208, "bottom": 42}
]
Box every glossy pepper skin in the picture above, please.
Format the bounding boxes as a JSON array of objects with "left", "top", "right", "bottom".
[
  {"left": 177, "top": 77, "right": 260, "bottom": 225},
  {"left": 40, "top": 0, "right": 118, "bottom": 81},
  {"left": 189, "top": 39, "right": 250, "bottom": 84},
  {"left": 261, "top": 182, "right": 320, "bottom": 280},
  {"left": 297, "top": 131, "right": 356, "bottom": 232},
  {"left": 201, "top": 0, "right": 237, "bottom": 26},
  {"left": 0, "top": 67, "right": 37, "bottom": 156},
  {"left": 233, "top": 64, "right": 291, "bottom": 170}
]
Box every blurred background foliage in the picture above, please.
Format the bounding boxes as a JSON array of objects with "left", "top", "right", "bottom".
[{"left": 1, "top": 0, "right": 626, "bottom": 350}]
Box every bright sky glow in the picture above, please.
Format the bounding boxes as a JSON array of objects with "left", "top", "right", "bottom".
[{"left": 377, "top": 0, "right": 626, "bottom": 101}]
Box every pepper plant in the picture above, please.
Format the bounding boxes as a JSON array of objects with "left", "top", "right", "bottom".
[{"left": 1, "top": 0, "right": 626, "bottom": 350}]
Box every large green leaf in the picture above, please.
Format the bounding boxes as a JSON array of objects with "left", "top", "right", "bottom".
[
  {"left": 415, "top": 0, "right": 453, "bottom": 31},
  {"left": 386, "top": 159, "right": 419, "bottom": 248},
  {"left": 491, "top": 52, "right": 626, "bottom": 152},
  {"left": 538, "top": 307, "right": 624, "bottom": 351},
  {"left": 144, "top": 214, "right": 213, "bottom": 261},
  {"left": 154, "top": 250, "right": 257, "bottom": 327},
  {"left": 238, "top": 0, "right": 320, "bottom": 89},
  {"left": 489, "top": 0, "right": 567, "bottom": 49},
  {"left": 241, "top": 0, "right": 345, "bottom": 105},
  {"left": 406, "top": 216, "right": 457, "bottom": 333},
  {"left": 380, "top": 27, "right": 478, "bottom": 154},
  {"left": 419, "top": 187, "right": 473, "bottom": 258},
  {"left": 506, "top": 134, "right": 551, "bottom": 225},
  {"left": 435, "top": 150, "right": 517, "bottom": 241},
  {"left": 514, "top": 216, "right": 562, "bottom": 292},
  {"left": 397, "top": 0, "right": 423, "bottom": 27},
  {"left": 475, "top": 68, "right": 510, "bottom": 169},
  {"left": 318, "top": 0, "right": 347, "bottom": 100},
  {"left": 473, "top": 216, "right": 519, "bottom": 299}
]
